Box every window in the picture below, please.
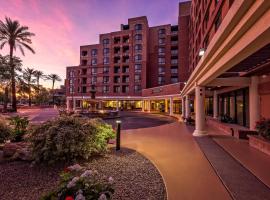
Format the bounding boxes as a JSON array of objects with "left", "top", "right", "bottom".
[
  {"left": 159, "top": 38, "right": 165, "bottom": 45},
  {"left": 158, "top": 47, "right": 165, "bottom": 55},
  {"left": 103, "top": 66, "right": 109, "bottom": 74},
  {"left": 135, "top": 64, "right": 142, "bottom": 73},
  {"left": 134, "top": 85, "right": 141, "bottom": 92},
  {"left": 123, "top": 66, "right": 129, "bottom": 73},
  {"left": 82, "top": 86, "right": 87, "bottom": 93},
  {"left": 135, "top": 34, "right": 142, "bottom": 41},
  {"left": 134, "top": 44, "right": 142, "bottom": 52},
  {"left": 91, "top": 67, "right": 97, "bottom": 74},
  {"left": 114, "top": 86, "right": 121, "bottom": 93},
  {"left": 158, "top": 76, "right": 165, "bottom": 85},
  {"left": 82, "top": 68, "right": 87, "bottom": 75},
  {"left": 171, "top": 59, "right": 178, "bottom": 65},
  {"left": 171, "top": 49, "right": 178, "bottom": 55},
  {"left": 158, "top": 66, "right": 165, "bottom": 74},
  {"left": 103, "top": 48, "right": 109, "bottom": 55},
  {"left": 103, "top": 76, "right": 109, "bottom": 84},
  {"left": 122, "top": 85, "right": 129, "bottom": 93},
  {"left": 103, "top": 86, "right": 109, "bottom": 93},
  {"left": 69, "top": 70, "right": 74, "bottom": 77},
  {"left": 81, "top": 51, "right": 87, "bottom": 56},
  {"left": 114, "top": 66, "right": 120, "bottom": 73},
  {"left": 158, "top": 28, "right": 166, "bottom": 35},
  {"left": 82, "top": 78, "right": 87, "bottom": 84},
  {"left": 91, "top": 49, "right": 97, "bottom": 56},
  {"left": 171, "top": 67, "right": 178, "bottom": 74},
  {"left": 103, "top": 38, "right": 109, "bottom": 45},
  {"left": 122, "top": 76, "right": 129, "bottom": 83},
  {"left": 135, "top": 74, "right": 141, "bottom": 83},
  {"left": 82, "top": 60, "right": 87, "bottom": 65},
  {"left": 103, "top": 57, "right": 109, "bottom": 64},
  {"left": 91, "top": 58, "right": 97, "bottom": 66},
  {"left": 114, "top": 76, "right": 120, "bottom": 83},
  {"left": 135, "top": 24, "right": 142, "bottom": 31},
  {"left": 171, "top": 76, "right": 178, "bottom": 83},
  {"left": 69, "top": 87, "right": 74, "bottom": 93},
  {"left": 135, "top": 54, "right": 142, "bottom": 62},
  {"left": 158, "top": 57, "right": 165, "bottom": 64},
  {"left": 91, "top": 76, "right": 97, "bottom": 84}
]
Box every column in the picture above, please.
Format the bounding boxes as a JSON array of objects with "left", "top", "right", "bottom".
[
  {"left": 165, "top": 99, "right": 168, "bottom": 113},
  {"left": 229, "top": 96, "right": 235, "bottom": 120},
  {"left": 116, "top": 100, "right": 119, "bottom": 111},
  {"left": 193, "top": 86, "right": 207, "bottom": 136},
  {"left": 185, "top": 95, "right": 190, "bottom": 118},
  {"left": 213, "top": 90, "right": 218, "bottom": 119},
  {"left": 249, "top": 76, "right": 260, "bottom": 130},
  {"left": 98, "top": 101, "right": 102, "bottom": 109},
  {"left": 73, "top": 98, "right": 76, "bottom": 111},
  {"left": 169, "top": 97, "right": 173, "bottom": 116},
  {"left": 142, "top": 100, "right": 145, "bottom": 112},
  {"left": 66, "top": 99, "right": 70, "bottom": 111},
  {"left": 148, "top": 100, "right": 151, "bottom": 112},
  {"left": 182, "top": 97, "right": 185, "bottom": 117}
]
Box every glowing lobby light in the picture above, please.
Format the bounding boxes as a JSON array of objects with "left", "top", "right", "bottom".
[{"left": 199, "top": 48, "right": 205, "bottom": 57}]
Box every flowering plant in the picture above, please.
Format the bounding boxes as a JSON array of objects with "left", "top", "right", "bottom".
[
  {"left": 41, "top": 164, "right": 114, "bottom": 200},
  {"left": 256, "top": 118, "right": 270, "bottom": 140}
]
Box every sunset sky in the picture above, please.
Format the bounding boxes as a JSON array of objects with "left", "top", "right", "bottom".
[{"left": 0, "top": 0, "right": 186, "bottom": 88}]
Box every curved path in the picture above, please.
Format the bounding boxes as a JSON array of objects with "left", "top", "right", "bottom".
[{"left": 121, "top": 120, "right": 231, "bottom": 200}]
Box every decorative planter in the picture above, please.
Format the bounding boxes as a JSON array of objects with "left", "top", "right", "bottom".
[{"left": 248, "top": 135, "right": 270, "bottom": 156}]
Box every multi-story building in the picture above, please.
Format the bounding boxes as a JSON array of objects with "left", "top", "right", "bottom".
[{"left": 66, "top": 2, "right": 191, "bottom": 113}]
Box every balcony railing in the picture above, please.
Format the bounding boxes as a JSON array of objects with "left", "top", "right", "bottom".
[{"left": 171, "top": 41, "right": 178, "bottom": 46}]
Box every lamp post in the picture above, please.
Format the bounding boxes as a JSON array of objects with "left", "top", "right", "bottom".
[{"left": 115, "top": 120, "right": 121, "bottom": 151}]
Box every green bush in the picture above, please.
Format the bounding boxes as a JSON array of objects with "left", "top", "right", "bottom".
[
  {"left": 30, "top": 116, "right": 115, "bottom": 164},
  {"left": 9, "top": 115, "right": 29, "bottom": 142},
  {"left": 41, "top": 164, "right": 114, "bottom": 200},
  {"left": 0, "top": 119, "right": 12, "bottom": 143},
  {"left": 256, "top": 118, "right": 270, "bottom": 140}
]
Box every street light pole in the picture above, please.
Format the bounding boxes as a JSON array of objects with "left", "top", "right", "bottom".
[{"left": 116, "top": 120, "right": 121, "bottom": 151}]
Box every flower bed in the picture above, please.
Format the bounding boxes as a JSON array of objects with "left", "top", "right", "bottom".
[{"left": 248, "top": 135, "right": 270, "bottom": 156}]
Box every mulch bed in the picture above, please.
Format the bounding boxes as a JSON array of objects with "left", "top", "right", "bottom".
[{"left": 0, "top": 148, "right": 166, "bottom": 200}]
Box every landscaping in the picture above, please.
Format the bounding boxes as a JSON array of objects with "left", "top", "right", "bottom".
[{"left": 0, "top": 115, "right": 167, "bottom": 200}]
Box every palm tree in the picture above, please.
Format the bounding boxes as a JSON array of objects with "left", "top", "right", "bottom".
[
  {"left": 0, "top": 17, "right": 35, "bottom": 112},
  {"left": 22, "top": 67, "right": 36, "bottom": 106},
  {"left": 46, "top": 74, "right": 62, "bottom": 105},
  {"left": 34, "top": 70, "right": 44, "bottom": 93}
]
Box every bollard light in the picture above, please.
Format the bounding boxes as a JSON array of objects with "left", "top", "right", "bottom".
[{"left": 116, "top": 120, "right": 122, "bottom": 151}]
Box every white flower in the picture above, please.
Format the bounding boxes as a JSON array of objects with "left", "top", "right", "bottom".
[
  {"left": 67, "top": 164, "right": 83, "bottom": 172},
  {"left": 98, "top": 194, "right": 107, "bottom": 200},
  {"left": 80, "top": 170, "right": 93, "bottom": 178},
  {"left": 108, "top": 177, "right": 114, "bottom": 183},
  {"left": 67, "top": 177, "right": 80, "bottom": 188}
]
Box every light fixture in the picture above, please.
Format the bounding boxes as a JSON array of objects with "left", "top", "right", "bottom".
[
  {"left": 199, "top": 48, "right": 205, "bottom": 57},
  {"left": 116, "top": 120, "right": 122, "bottom": 124}
]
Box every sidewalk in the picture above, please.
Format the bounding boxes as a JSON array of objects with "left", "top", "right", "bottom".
[{"left": 122, "top": 122, "right": 231, "bottom": 200}]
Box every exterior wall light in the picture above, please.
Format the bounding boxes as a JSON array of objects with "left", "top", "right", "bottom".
[{"left": 199, "top": 48, "right": 205, "bottom": 57}]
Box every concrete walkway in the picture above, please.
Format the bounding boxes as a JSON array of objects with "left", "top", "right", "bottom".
[{"left": 122, "top": 122, "right": 231, "bottom": 200}]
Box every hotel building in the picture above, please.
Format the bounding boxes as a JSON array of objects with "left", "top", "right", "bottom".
[{"left": 66, "top": 0, "right": 270, "bottom": 134}]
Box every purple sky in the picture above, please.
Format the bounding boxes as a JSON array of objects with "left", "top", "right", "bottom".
[{"left": 0, "top": 0, "right": 188, "bottom": 88}]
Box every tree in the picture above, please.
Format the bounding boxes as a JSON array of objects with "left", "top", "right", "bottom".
[
  {"left": 0, "top": 17, "right": 35, "bottom": 112},
  {"left": 22, "top": 67, "right": 36, "bottom": 106},
  {"left": 0, "top": 55, "right": 22, "bottom": 111},
  {"left": 34, "top": 70, "right": 44, "bottom": 94},
  {"left": 46, "top": 74, "right": 62, "bottom": 105}
]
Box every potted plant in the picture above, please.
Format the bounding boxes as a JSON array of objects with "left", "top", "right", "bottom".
[{"left": 9, "top": 116, "right": 29, "bottom": 142}]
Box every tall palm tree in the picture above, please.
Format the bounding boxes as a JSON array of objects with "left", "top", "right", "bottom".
[
  {"left": 0, "top": 17, "right": 35, "bottom": 112},
  {"left": 22, "top": 67, "right": 36, "bottom": 106},
  {"left": 34, "top": 70, "right": 44, "bottom": 93},
  {"left": 46, "top": 74, "right": 62, "bottom": 105}
]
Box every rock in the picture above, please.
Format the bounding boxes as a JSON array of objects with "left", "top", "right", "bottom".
[{"left": 3, "top": 142, "right": 32, "bottom": 161}]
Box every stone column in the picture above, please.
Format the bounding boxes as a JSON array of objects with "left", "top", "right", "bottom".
[
  {"left": 165, "top": 99, "right": 168, "bottom": 113},
  {"left": 98, "top": 101, "right": 102, "bottom": 109},
  {"left": 185, "top": 95, "right": 191, "bottom": 118},
  {"left": 230, "top": 96, "right": 235, "bottom": 120},
  {"left": 182, "top": 97, "right": 185, "bottom": 117},
  {"left": 142, "top": 100, "right": 145, "bottom": 112},
  {"left": 249, "top": 76, "right": 260, "bottom": 130},
  {"left": 66, "top": 99, "right": 70, "bottom": 111},
  {"left": 73, "top": 98, "right": 76, "bottom": 111},
  {"left": 213, "top": 90, "right": 218, "bottom": 119},
  {"left": 193, "top": 86, "right": 207, "bottom": 136},
  {"left": 169, "top": 97, "right": 173, "bottom": 116},
  {"left": 148, "top": 100, "right": 151, "bottom": 112},
  {"left": 116, "top": 100, "right": 119, "bottom": 111}
]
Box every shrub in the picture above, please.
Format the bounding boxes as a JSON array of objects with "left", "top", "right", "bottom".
[
  {"left": 41, "top": 164, "right": 114, "bottom": 200},
  {"left": 0, "top": 119, "right": 12, "bottom": 143},
  {"left": 9, "top": 115, "right": 29, "bottom": 142},
  {"left": 256, "top": 118, "right": 270, "bottom": 140},
  {"left": 30, "top": 116, "right": 115, "bottom": 164}
]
